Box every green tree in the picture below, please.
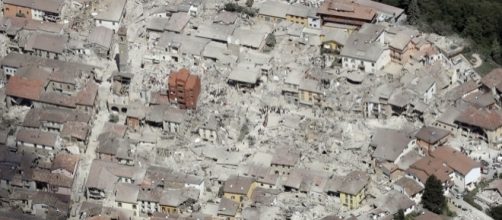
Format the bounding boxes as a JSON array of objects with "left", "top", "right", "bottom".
[
  {"left": 489, "top": 205, "right": 502, "bottom": 220},
  {"left": 406, "top": 0, "right": 420, "bottom": 25},
  {"left": 463, "top": 16, "right": 483, "bottom": 43},
  {"left": 380, "top": 0, "right": 399, "bottom": 7},
  {"left": 421, "top": 175, "right": 446, "bottom": 214},
  {"left": 491, "top": 38, "right": 502, "bottom": 64},
  {"left": 224, "top": 3, "right": 240, "bottom": 12},
  {"left": 399, "top": 0, "right": 410, "bottom": 8},
  {"left": 265, "top": 34, "right": 276, "bottom": 48},
  {"left": 393, "top": 209, "right": 405, "bottom": 220},
  {"left": 109, "top": 114, "right": 119, "bottom": 123},
  {"left": 246, "top": 0, "right": 254, "bottom": 7}
]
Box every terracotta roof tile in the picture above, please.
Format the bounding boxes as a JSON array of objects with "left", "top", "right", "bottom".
[
  {"left": 5, "top": 76, "right": 45, "bottom": 100},
  {"left": 431, "top": 146, "right": 480, "bottom": 176},
  {"left": 76, "top": 81, "right": 99, "bottom": 106},
  {"left": 51, "top": 153, "right": 79, "bottom": 174}
]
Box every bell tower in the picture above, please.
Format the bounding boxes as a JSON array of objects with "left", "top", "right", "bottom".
[{"left": 118, "top": 25, "right": 129, "bottom": 72}]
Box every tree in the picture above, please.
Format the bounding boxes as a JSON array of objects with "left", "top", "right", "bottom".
[
  {"left": 265, "top": 34, "right": 276, "bottom": 48},
  {"left": 224, "top": 3, "right": 240, "bottom": 12},
  {"left": 109, "top": 114, "right": 119, "bottom": 123},
  {"left": 245, "top": 0, "right": 254, "bottom": 8},
  {"left": 463, "top": 16, "right": 483, "bottom": 43},
  {"left": 491, "top": 38, "right": 502, "bottom": 64},
  {"left": 393, "top": 209, "right": 405, "bottom": 220},
  {"left": 380, "top": 0, "right": 399, "bottom": 7},
  {"left": 406, "top": 0, "right": 420, "bottom": 25},
  {"left": 422, "top": 175, "right": 446, "bottom": 214},
  {"left": 399, "top": 0, "right": 410, "bottom": 9},
  {"left": 489, "top": 205, "right": 502, "bottom": 220}
]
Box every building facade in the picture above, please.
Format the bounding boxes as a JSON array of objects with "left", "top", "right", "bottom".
[{"left": 168, "top": 68, "right": 201, "bottom": 109}]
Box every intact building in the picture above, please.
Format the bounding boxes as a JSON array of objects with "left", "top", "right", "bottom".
[
  {"left": 168, "top": 68, "right": 201, "bottom": 109},
  {"left": 3, "top": 0, "right": 64, "bottom": 22},
  {"left": 317, "top": 0, "right": 376, "bottom": 28}
]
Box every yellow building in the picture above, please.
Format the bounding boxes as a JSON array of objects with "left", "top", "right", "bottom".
[
  {"left": 286, "top": 14, "right": 308, "bottom": 26},
  {"left": 159, "top": 188, "right": 199, "bottom": 215},
  {"left": 257, "top": 1, "right": 287, "bottom": 23},
  {"left": 338, "top": 171, "right": 370, "bottom": 209},
  {"left": 298, "top": 78, "right": 324, "bottom": 106},
  {"left": 160, "top": 205, "right": 179, "bottom": 214},
  {"left": 321, "top": 26, "right": 354, "bottom": 52},
  {"left": 223, "top": 176, "right": 257, "bottom": 203},
  {"left": 285, "top": 5, "right": 311, "bottom": 27},
  {"left": 217, "top": 198, "right": 240, "bottom": 219}
]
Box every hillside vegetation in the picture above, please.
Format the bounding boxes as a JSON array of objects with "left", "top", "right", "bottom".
[{"left": 379, "top": 0, "right": 502, "bottom": 65}]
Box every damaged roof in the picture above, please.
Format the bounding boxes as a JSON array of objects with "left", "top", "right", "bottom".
[
  {"left": 338, "top": 171, "right": 369, "bottom": 195},
  {"left": 455, "top": 106, "right": 502, "bottom": 130},
  {"left": 370, "top": 128, "right": 412, "bottom": 162},
  {"left": 5, "top": 75, "right": 46, "bottom": 101},
  {"left": 431, "top": 146, "right": 480, "bottom": 176},
  {"left": 415, "top": 126, "right": 450, "bottom": 144}
]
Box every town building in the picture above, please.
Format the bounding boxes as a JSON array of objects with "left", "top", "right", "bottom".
[
  {"left": 317, "top": 0, "right": 376, "bottom": 28},
  {"left": 217, "top": 197, "right": 240, "bottom": 219},
  {"left": 159, "top": 188, "right": 199, "bottom": 215},
  {"left": 257, "top": 1, "right": 288, "bottom": 23},
  {"left": 298, "top": 78, "right": 324, "bottom": 106},
  {"left": 340, "top": 23, "right": 390, "bottom": 73},
  {"left": 414, "top": 126, "right": 450, "bottom": 155},
  {"left": 338, "top": 171, "right": 370, "bottom": 209},
  {"left": 15, "top": 128, "right": 61, "bottom": 153},
  {"left": 430, "top": 147, "right": 481, "bottom": 191},
  {"left": 168, "top": 68, "right": 201, "bottom": 109},
  {"left": 406, "top": 156, "right": 453, "bottom": 190},
  {"left": 270, "top": 149, "right": 299, "bottom": 176},
  {"left": 388, "top": 29, "right": 419, "bottom": 64},
  {"left": 393, "top": 177, "right": 424, "bottom": 204},
  {"left": 94, "top": 0, "right": 127, "bottom": 32},
  {"left": 198, "top": 117, "right": 218, "bottom": 143},
  {"left": 223, "top": 176, "right": 256, "bottom": 203},
  {"left": 454, "top": 106, "right": 502, "bottom": 144},
  {"left": 87, "top": 26, "right": 115, "bottom": 59},
  {"left": 3, "top": 0, "right": 64, "bottom": 22}
]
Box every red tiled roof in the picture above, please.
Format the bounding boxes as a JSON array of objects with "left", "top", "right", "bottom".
[
  {"left": 52, "top": 153, "right": 79, "bottom": 174},
  {"left": 431, "top": 146, "right": 480, "bottom": 176},
  {"left": 5, "top": 76, "right": 45, "bottom": 100},
  {"left": 76, "top": 81, "right": 99, "bottom": 106},
  {"left": 408, "top": 156, "right": 452, "bottom": 184},
  {"left": 455, "top": 106, "right": 502, "bottom": 131},
  {"left": 318, "top": 0, "right": 376, "bottom": 21},
  {"left": 481, "top": 68, "right": 502, "bottom": 89}
]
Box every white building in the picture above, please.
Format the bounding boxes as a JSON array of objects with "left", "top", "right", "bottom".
[
  {"left": 115, "top": 183, "right": 139, "bottom": 216},
  {"left": 431, "top": 147, "right": 481, "bottom": 191},
  {"left": 94, "top": 0, "right": 127, "bottom": 32},
  {"left": 308, "top": 15, "right": 321, "bottom": 29},
  {"left": 393, "top": 177, "right": 424, "bottom": 204},
  {"left": 15, "top": 128, "right": 61, "bottom": 152},
  {"left": 340, "top": 23, "right": 390, "bottom": 73},
  {"left": 198, "top": 118, "right": 218, "bottom": 143}
]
